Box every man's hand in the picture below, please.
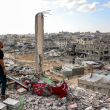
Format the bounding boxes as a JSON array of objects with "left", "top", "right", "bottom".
[{"left": 3, "top": 70, "right": 7, "bottom": 75}]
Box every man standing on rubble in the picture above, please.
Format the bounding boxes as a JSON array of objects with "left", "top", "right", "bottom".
[{"left": 0, "top": 41, "right": 9, "bottom": 100}]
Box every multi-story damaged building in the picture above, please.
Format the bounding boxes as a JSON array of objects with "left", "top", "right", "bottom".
[
  {"left": 75, "top": 36, "right": 110, "bottom": 61},
  {"left": 76, "top": 37, "right": 93, "bottom": 45},
  {"left": 54, "top": 36, "right": 67, "bottom": 49},
  {"left": 66, "top": 42, "right": 77, "bottom": 56}
]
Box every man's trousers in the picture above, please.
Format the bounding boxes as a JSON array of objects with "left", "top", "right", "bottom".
[{"left": 0, "top": 69, "right": 6, "bottom": 95}]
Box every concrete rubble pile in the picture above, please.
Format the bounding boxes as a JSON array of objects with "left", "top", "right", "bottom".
[
  {"left": 78, "top": 70, "right": 110, "bottom": 96},
  {"left": 4, "top": 59, "right": 36, "bottom": 75},
  {"left": 104, "top": 64, "right": 110, "bottom": 71},
  {"left": 1, "top": 84, "right": 110, "bottom": 110},
  {"left": 44, "top": 49, "right": 61, "bottom": 57},
  {"left": 1, "top": 60, "right": 110, "bottom": 110},
  {"left": 50, "top": 64, "right": 84, "bottom": 77}
]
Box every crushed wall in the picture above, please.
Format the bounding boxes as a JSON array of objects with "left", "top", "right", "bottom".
[{"left": 50, "top": 66, "right": 84, "bottom": 77}]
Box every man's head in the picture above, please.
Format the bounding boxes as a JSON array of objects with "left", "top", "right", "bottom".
[{"left": 0, "top": 41, "right": 3, "bottom": 49}]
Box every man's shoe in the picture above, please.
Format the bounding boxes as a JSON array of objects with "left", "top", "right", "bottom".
[
  {"left": 1, "top": 95, "right": 9, "bottom": 100},
  {"left": 1, "top": 95, "right": 5, "bottom": 100},
  {"left": 5, "top": 95, "right": 9, "bottom": 99}
]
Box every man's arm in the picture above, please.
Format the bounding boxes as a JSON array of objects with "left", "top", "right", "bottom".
[
  {"left": 0, "top": 59, "right": 6, "bottom": 75},
  {"left": 0, "top": 59, "right": 5, "bottom": 70}
]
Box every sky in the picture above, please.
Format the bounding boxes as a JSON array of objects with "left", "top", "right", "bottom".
[{"left": 0, "top": 0, "right": 110, "bottom": 34}]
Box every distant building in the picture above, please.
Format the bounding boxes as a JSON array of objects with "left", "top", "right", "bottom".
[
  {"left": 74, "top": 32, "right": 80, "bottom": 35},
  {"left": 96, "top": 30, "right": 100, "bottom": 34},
  {"left": 7, "top": 34, "right": 12, "bottom": 38},
  {"left": 12, "top": 34, "right": 19, "bottom": 38},
  {"left": 76, "top": 37, "right": 93, "bottom": 45},
  {"left": 59, "top": 31, "right": 69, "bottom": 35},
  {"left": 75, "top": 39, "right": 110, "bottom": 61},
  {"left": 54, "top": 36, "right": 67, "bottom": 49},
  {"left": 66, "top": 43, "right": 77, "bottom": 56}
]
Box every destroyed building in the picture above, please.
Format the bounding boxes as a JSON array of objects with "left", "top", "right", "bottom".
[
  {"left": 78, "top": 70, "right": 110, "bottom": 96},
  {"left": 50, "top": 64, "right": 84, "bottom": 77},
  {"left": 43, "top": 38, "right": 59, "bottom": 51},
  {"left": 66, "top": 42, "right": 77, "bottom": 56},
  {"left": 75, "top": 36, "right": 110, "bottom": 62},
  {"left": 54, "top": 36, "right": 67, "bottom": 49}
]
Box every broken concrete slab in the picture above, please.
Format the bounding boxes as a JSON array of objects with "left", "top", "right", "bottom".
[
  {"left": 17, "top": 88, "right": 27, "bottom": 95},
  {"left": 0, "top": 103, "right": 7, "bottom": 110},
  {"left": 85, "top": 106, "right": 94, "bottom": 110},
  {"left": 33, "top": 101, "right": 39, "bottom": 106},
  {"left": 3, "top": 98, "right": 20, "bottom": 110}
]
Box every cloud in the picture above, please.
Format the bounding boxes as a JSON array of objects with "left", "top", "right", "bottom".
[
  {"left": 102, "top": 2, "right": 110, "bottom": 8},
  {"left": 44, "top": 7, "right": 51, "bottom": 10},
  {"left": 67, "top": 11, "right": 75, "bottom": 15},
  {"left": 62, "top": 0, "right": 89, "bottom": 9},
  {"left": 55, "top": 6, "right": 58, "bottom": 8},
  {"left": 77, "top": 2, "right": 103, "bottom": 13},
  {"left": 42, "top": 0, "right": 89, "bottom": 9}
]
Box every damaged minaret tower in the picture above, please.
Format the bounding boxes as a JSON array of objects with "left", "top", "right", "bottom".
[{"left": 35, "top": 13, "right": 44, "bottom": 73}]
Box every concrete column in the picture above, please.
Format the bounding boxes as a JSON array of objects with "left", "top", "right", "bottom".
[{"left": 35, "top": 13, "right": 44, "bottom": 73}]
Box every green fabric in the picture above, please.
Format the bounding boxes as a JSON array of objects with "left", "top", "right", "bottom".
[
  {"left": 7, "top": 100, "right": 24, "bottom": 110},
  {"left": 29, "top": 75, "right": 34, "bottom": 79},
  {"left": 40, "top": 77, "right": 58, "bottom": 84}
]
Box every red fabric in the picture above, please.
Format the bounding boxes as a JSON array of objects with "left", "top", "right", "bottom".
[
  {"left": 51, "top": 82, "right": 68, "bottom": 98},
  {"left": 16, "top": 80, "right": 30, "bottom": 90},
  {"left": 32, "top": 83, "right": 52, "bottom": 96}
]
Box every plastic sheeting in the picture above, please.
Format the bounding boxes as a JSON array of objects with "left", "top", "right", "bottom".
[
  {"left": 40, "top": 77, "right": 58, "bottom": 84},
  {"left": 82, "top": 61, "right": 98, "bottom": 67}
]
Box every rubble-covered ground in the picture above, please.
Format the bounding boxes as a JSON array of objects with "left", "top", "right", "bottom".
[
  {"left": 3, "top": 54, "right": 110, "bottom": 110},
  {"left": 0, "top": 84, "right": 110, "bottom": 110},
  {"left": 4, "top": 53, "right": 108, "bottom": 86}
]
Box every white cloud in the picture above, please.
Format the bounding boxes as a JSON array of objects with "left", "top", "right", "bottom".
[
  {"left": 102, "top": 2, "right": 110, "bottom": 8},
  {"left": 67, "top": 11, "right": 75, "bottom": 15},
  {"left": 77, "top": 2, "right": 103, "bottom": 13},
  {"left": 55, "top": 6, "right": 58, "bottom": 8},
  {"left": 44, "top": 7, "right": 51, "bottom": 10},
  {"left": 42, "top": 0, "right": 89, "bottom": 9}
]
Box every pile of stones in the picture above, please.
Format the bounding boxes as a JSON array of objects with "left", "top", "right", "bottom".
[{"left": 0, "top": 84, "right": 110, "bottom": 110}]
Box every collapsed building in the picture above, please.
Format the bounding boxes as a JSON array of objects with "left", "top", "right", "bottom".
[
  {"left": 78, "top": 70, "right": 110, "bottom": 96},
  {"left": 75, "top": 36, "right": 110, "bottom": 62},
  {"left": 50, "top": 64, "right": 84, "bottom": 77}
]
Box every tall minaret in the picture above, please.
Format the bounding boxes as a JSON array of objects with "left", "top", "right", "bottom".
[{"left": 35, "top": 13, "right": 44, "bottom": 73}]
